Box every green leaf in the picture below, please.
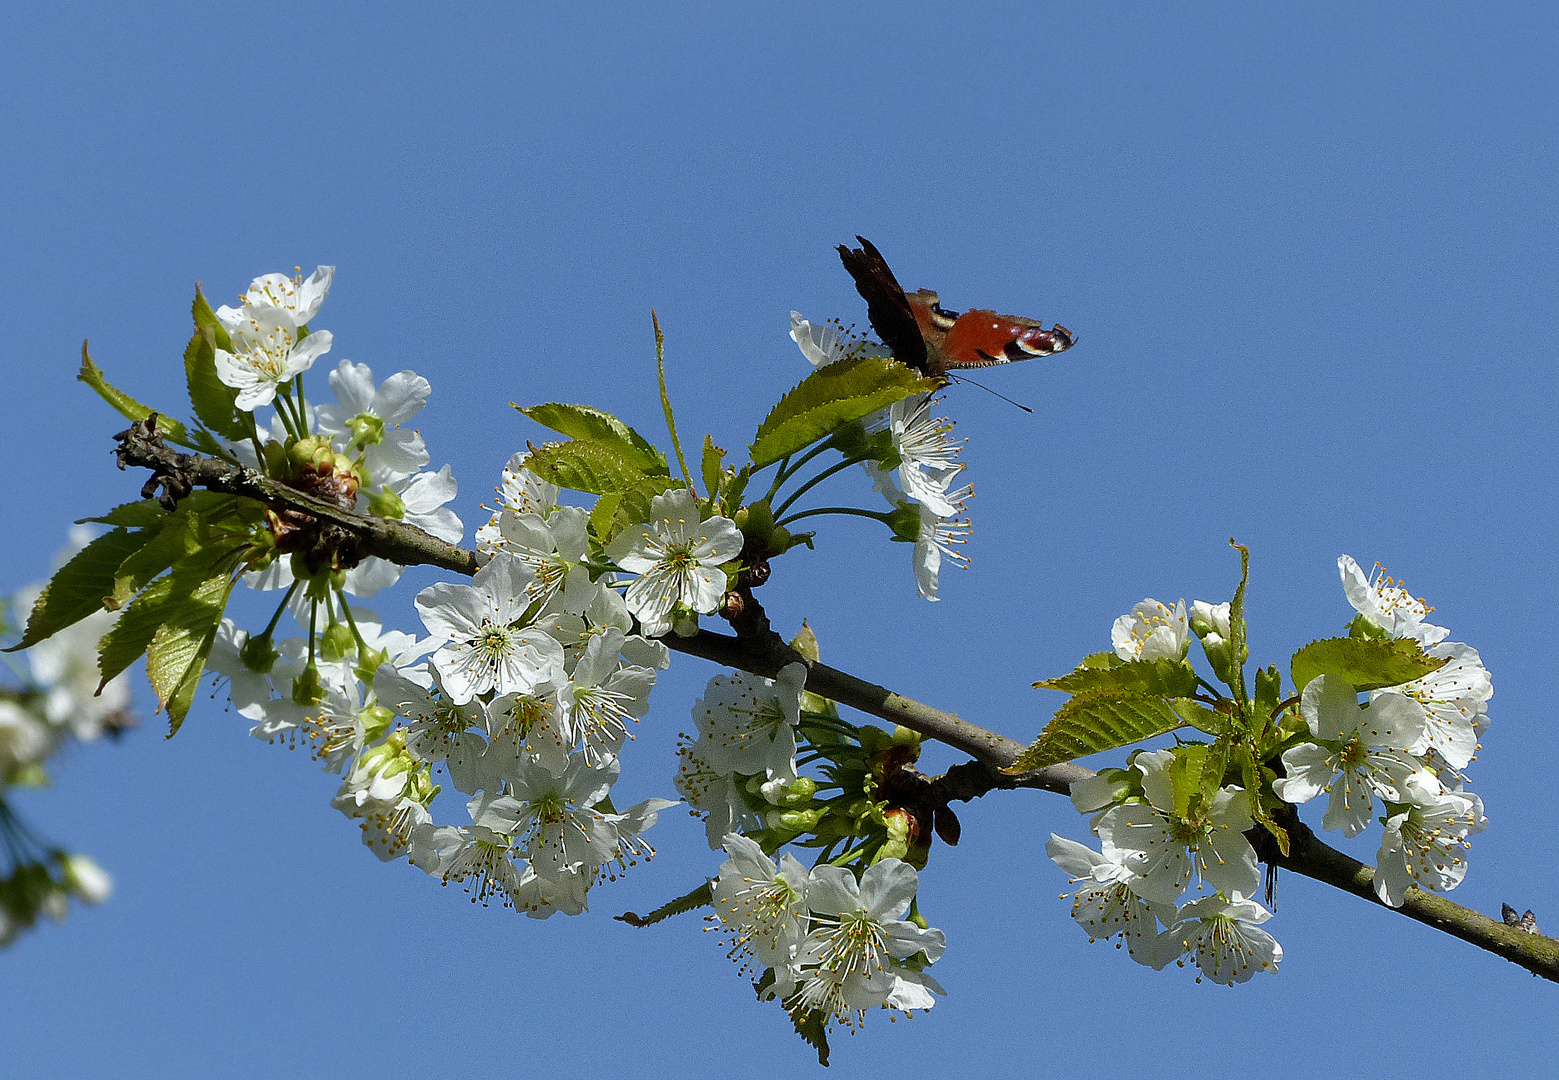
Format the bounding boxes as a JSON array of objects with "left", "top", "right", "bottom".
[
  {"left": 610, "top": 474, "right": 682, "bottom": 539},
  {"left": 589, "top": 492, "right": 622, "bottom": 543},
  {"left": 5, "top": 528, "right": 153, "bottom": 651},
  {"left": 77, "top": 342, "right": 192, "bottom": 447},
  {"left": 748, "top": 356, "right": 938, "bottom": 469},
  {"left": 80, "top": 500, "right": 171, "bottom": 528},
  {"left": 96, "top": 572, "right": 179, "bottom": 686},
  {"left": 1167, "top": 743, "right": 1210, "bottom": 818},
  {"left": 515, "top": 403, "right": 668, "bottom": 474},
  {"left": 614, "top": 881, "right": 711, "bottom": 927},
  {"left": 523, "top": 439, "right": 651, "bottom": 495},
  {"left": 95, "top": 542, "right": 243, "bottom": 687},
  {"left": 109, "top": 514, "right": 196, "bottom": 609},
  {"left": 191, "top": 285, "right": 233, "bottom": 351},
  {"left": 1004, "top": 691, "right": 1187, "bottom": 772},
  {"left": 184, "top": 326, "right": 247, "bottom": 439},
  {"left": 1290, "top": 636, "right": 1446, "bottom": 694},
  {"left": 1196, "top": 736, "right": 1233, "bottom": 810},
  {"left": 1227, "top": 540, "right": 1251, "bottom": 699},
  {"left": 1170, "top": 696, "right": 1231, "bottom": 735},
  {"left": 146, "top": 570, "right": 235, "bottom": 734},
  {"left": 1034, "top": 656, "right": 1198, "bottom": 698},
  {"left": 701, "top": 436, "right": 726, "bottom": 507}
]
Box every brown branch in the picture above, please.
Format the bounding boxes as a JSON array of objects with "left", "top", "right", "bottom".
[{"left": 111, "top": 430, "right": 1559, "bottom": 982}]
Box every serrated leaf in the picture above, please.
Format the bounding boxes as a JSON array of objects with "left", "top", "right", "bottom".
[
  {"left": 77, "top": 342, "right": 192, "bottom": 447},
  {"left": 5, "top": 528, "right": 153, "bottom": 651},
  {"left": 1076, "top": 650, "right": 1125, "bottom": 671},
  {"left": 1034, "top": 656, "right": 1198, "bottom": 698},
  {"left": 790, "top": 1004, "right": 831, "bottom": 1067},
  {"left": 701, "top": 436, "right": 725, "bottom": 507},
  {"left": 748, "top": 356, "right": 938, "bottom": 469},
  {"left": 81, "top": 500, "right": 171, "bottom": 528},
  {"left": 614, "top": 881, "right": 711, "bottom": 927},
  {"left": 516, "top": 403, "right": 668, "bottom": 474},
  {"left": 1004, "top": 691, "right": 1187, "bottom": 773},
  {"left": 110, "top": 515, "right": 196, "bottom": 608},
  {"left": 191, "top": 285, "right": 233, "bottom": 351},
  {"left": 1168, "top": 744, "right": 1209, "bottom": 818},
  {"left": 1227, "top": 540, "right": 1251, "bottom": 698},
  {"left": 96, "top": 571, "right": 179, "bottom": 686},
  {"left": 146, "top": 570, "right": 234, "bottom": 734},
  {"left": 523, "top": 439, "right": 650, "bottom": 495},
  {"left": 589, "top": 491, "right": 622, "bottom": 543},
  {"left": 610, "top": 474, "right": 681, "bottom": 537},
  {"left": 1171, "top": 696, "right": 1231, "bottom": 735},
  {"left": 1290, "top": 636, "right": 1446, "bottom": 693},
  {"left": 184, "top": 325, "right": 247, "bottom": 439},
  {"left": 95, "top": 542, "right": 243, "bottom": 687},
  {"left": 1198, "top": 736, "right": 1233, "bottom": 808}
]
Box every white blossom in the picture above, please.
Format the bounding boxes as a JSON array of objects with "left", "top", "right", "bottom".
[
  {"left": 1111, "top": 598, "right": 1191, "bottom": 662},
  {"left": 1374, "top": 788, "right": 1486, "bottom": 907},
  {"left": 604, "top": 488, "right": 743, "bottom": 637},
  {"left": 1152, "top": 894, "right": 1282, "bottom": 984},
  {"left": 1339, "top": 554, "right": 1448, "bottom": 645}
]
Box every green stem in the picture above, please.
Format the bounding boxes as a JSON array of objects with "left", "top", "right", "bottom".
[
  {"left": 651, "top": 311, "right": 696, "bottom": 498},
  {"left": 292, "top": 374, "right": 309, "bottom": 432},
  {"left": 766, "top": 442, "right": 836, "bottom": 503},
  {"left": 776, "top": 506, "right": 893, "bottom": 529},
  {"left": 335, "top": 589, "right": 369, "bottom": 654},
  {"left": 772, "top": 455, "right": 869, "bottom": 518}
]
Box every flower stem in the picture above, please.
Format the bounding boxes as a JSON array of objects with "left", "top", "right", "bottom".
[
  {"left": 772, "top": 455, "right": 869, "bottom": 519},
  {"left": 775, "top": 506, "right": 893, "bottom": 529}
]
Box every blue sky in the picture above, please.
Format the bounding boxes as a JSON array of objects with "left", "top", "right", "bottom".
[{"left": 2, "top": 2, "right": 1556, "bottom": 1075}]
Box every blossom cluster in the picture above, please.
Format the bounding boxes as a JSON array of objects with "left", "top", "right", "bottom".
[
  {"left": 1047, "top": 553, "right": 1493, "bottom": 983},
  {"left": 711, "top": 833, "right": 946, "bottom": 1031},
  {"left": 1276, "top": 556, "right": 1491, "bottom": 906},
  {"left": 0, "top": 529, "right": 124, "bottom": 945},
  {"left": 789, "top": 314, "right": 970, "bottom": 599}
]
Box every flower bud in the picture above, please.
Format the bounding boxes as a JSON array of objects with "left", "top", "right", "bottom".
[
  {"left": 319, "top": 622, "right": 355, "bottom": 663},
  {"left": 345, "top": 412, "right": 385, "bottom": 449},
  {"left": 59, "top": 854, "right": 112, "bottom": 905},
  {"left": 367, "top": 487, "right": 406, "bottom": 520},
  {"left": 239, "top": 633, "right": 280, "bottom": 674},
  {"left": 358, "top": 704, "right": 395, "bottom": 743}
]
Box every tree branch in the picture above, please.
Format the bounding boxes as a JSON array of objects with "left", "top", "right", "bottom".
[{"left": 112, "top": 430, "right": 1559, "bottom": 982}]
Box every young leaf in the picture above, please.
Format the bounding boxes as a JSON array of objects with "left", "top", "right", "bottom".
[
  {"left": 610, "top": 474, "right": 681, "bottom": 538},
  {"left": 524, "top": 439, "right": 651, "bottom": 495},
  {"left": 701, "top": 436, "right": 726, "bottom": 507},
  {"left": 1034, "top": 656, "right": 1198, "bottom": 698},
  {"left": 614, "top": 881, "right": 711, "bottom": 927},
  {"left": 516, "top": 403, "right": 668, "bottom": 474},
  {"left": 1226, "top": 540, "right": 1251, "bottom": 700},
  {"left": 77, "top": 342, "right": 192, "bottom": 447},
  {"left": 191, "top": 285, "right": 233, "bottom": 351},
  {"left": 589, "top": 491, "right": 622, "bottom": 543},
  {"left": 109, "top": 514, "right": 195, "bottom": 609},
  {"left": 1003, "top": 691, "right": 1186, "bottom": 773},
  {"left": 5, "top": 528, "right": 153, "bottom": 651},
  {"left": 80, "top": 500, "right": 171, "bottom": 528},
  {"left": 184, "top": 325, "right": 247, "bottom": 439},
  {"left": 146, "top": 570, "right": 235, "bottom": 734},
  {"left": 96, "top": 571, "right": 180, "bottom": 686},
  {"left": 1290, "top": 636, "right": 1446, "bottom": 694},
  {"left": 1170, "top": 696, "right": 1231, "bottom": 735},
  {"left": 748, "top": 356, "right": 938, "bottom": 469}
]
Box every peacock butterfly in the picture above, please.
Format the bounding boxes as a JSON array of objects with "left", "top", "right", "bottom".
[{"left": 837, "top": 236, "right": 1075, "bottom": 380}]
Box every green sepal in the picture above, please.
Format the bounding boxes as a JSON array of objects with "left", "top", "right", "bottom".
[
  {"left": 748, "top": 356, "right": 938, "bottom": 469},
  {"left": 1033, "top": 655, "right": 1198, "bottom": 698},
  {"left": 1003, "top": 691, "right": 1187, "bottom": 773},
  {"left": 184, "top": 323, "right": 247, "bottom": 440},
  {"left": 5, "top": 528, "right": 153, "bottom": 651},
  {"left": 1290, "top": 636, "right": 1445, "bottom": 694},
  {"left": 77, "top": 343, "right": 193, "bottom": 448},
  {"left": 515, "top": 403, "right": 668, "bottom": 475},
  {"left": 523, "top": 439, "right": 651, "bottom": 495}
]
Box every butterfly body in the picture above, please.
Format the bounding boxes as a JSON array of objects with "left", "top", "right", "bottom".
[{"left": 838, "top": 237, "right": 1075, "bottom": 379}]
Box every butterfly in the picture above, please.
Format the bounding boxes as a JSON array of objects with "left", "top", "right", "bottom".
[{"left": 837, "top": 236, "right": 1075, "bottom": 380}]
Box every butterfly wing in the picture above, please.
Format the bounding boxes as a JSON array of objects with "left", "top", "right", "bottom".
[
  {"left": 837, "top": 236, "right": 930, "bottom": 375},
  {"left": 938, "top": 310, "right": 1076, "bottom": 370}
]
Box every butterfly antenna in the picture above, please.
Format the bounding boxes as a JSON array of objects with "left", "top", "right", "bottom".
[{"left": 947, "top": 374, "right": 1034, "bottom": 413}]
